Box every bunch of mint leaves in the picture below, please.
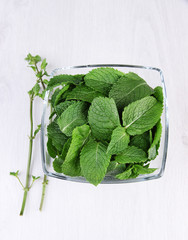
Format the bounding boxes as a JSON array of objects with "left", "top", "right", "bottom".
[{"left": 46, "top": 68, "right": 163, "bottom": 186}]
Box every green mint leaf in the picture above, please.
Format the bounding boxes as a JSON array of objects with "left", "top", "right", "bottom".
[
  {"left": 43, "top": 79, "right": 49, "bottom": 85},
  {"left": 36, "top": 71, "right": 43, "bottom": 78},
  {"left": 33, "top": 55, "right": 41, "bottom": 63},
  {"left": 115, "top": 146, "right": 148, "bottom": 164},
  {"left": 54, "top": 85, "right": 70, "bottom": 106},
  {"left": 109, "top": 72, "right": 154, "bottom": 112},
  {"left": 66, "top": 85, "right": 104, "bottom": 103},
  {"left": 51, "top": 89, "right": 61, "bottom": 108},
  {"left": 107, "top": 126, "right": 130, "bottom": 154},
  {"left": 41, "top": 58, "right": 48, "bottom": 69},
  {"left": 38, "top": 89, "right": 47, "bottom": 99},
  {"left": 61, "top": 124, "right": 91, "bottom": 176},
  {"left": 153, "top": 86, "right": 163, "bottom": 103},
  {"left": 10, "top": 170, "right": 19, "bottom": 177},
  {"left": 122, "top": 96, "right": 163, "bottom": 135},
  {"left": 130, "top": 131, "right": 150, "bottom": 152},
  {"left": 31, "top": 83, "right": 40, "bottom": 96},
  {"left": 32, "top": 176, "right": 40, "bottom": 181},
  {"left": 47, "top": 121, "right": 68, "bottom": 152},
  {"left": 47, "top": 74, "right": 83, "bottom": 90},
  {"left": 116, "top": 167, "right": 133, "bottom": 180},
  {"left": 88, "top": 97, "right": 120, "bottom": 141},
  {"left": 84, "top": 67, "right": 124, "bottom": 95},
  {"left": 53, "top": 157, "right": 64, "bottom": 173},
  {"left": 29, "top": 66, "right": 37, "bottom": 72},
  {"left": 57, "top": 101, "right": 88, "bottom": 137},
  {"left": 60, "top": 138, "right": 72, "bottom": 159},
  {"left": 80, "top": 139, "right": 111, "bottom": 186},
  {"left": 47, "top": 138, "right": 57, "bottom": 158},
  {"left": 33, "top": 124, "right": 41, "bottom": 138},
  {"left": 54, "top": 101, "right": 77, "bottom": 116},
  {"left": 133, "top": 164, "right": 157, "bottom": 174},
  {"left": 148, "top": 120, "right": 162, "bottom": 160},
  {"left": 106, "top": 163, "right": 126, "bottom": 176}
]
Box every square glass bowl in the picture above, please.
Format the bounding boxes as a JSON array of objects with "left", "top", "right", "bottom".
[{"left": 41, "top": 64, "right": 168, "bottom": 184}]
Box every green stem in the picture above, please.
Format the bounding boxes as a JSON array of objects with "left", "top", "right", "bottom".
[
  {"left": 39, "top": 175, "right": 48, "bottom": 211},
  {"left": 16, "top": 176, "right": 24, "bottom": 189},
  {"left": 20, "top": 96, "right": 33, "bottom": 216}
]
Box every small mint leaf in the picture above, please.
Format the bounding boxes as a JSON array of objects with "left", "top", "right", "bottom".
[
  {"left": 41, "top": 58, "right": 48, "bottom": 69},
  {"left": 10, "top": 170, "right": 19, "bottom": 177}
]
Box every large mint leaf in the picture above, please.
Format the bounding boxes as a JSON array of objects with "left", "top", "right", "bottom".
[
  {"left": 107, "top": 126, "right": 130, "bottom": 155},
  {"left": 88, "top": 97, "right": 120, "bottom": 141},
  {"left": 130, "top": 131, "right": 150, "bottom": 152},
  {"left": 109, "top": 72, "right": 154, "bottom": 111},
  {"left": 148, "top": 120, "right": 162, "bottom": 160},
  {"left": 122, "top": 96, "right": 163, "bottom": 135},
  {"left": 115, "top": 146, "right": 147, "bottom": 164},
  {"left": 47, "top": 121, "right": 68, "bottom": 152},
  {"left": 80, "top": 139, "right": 111, "bottom": 186},
  {"left": 66, "top": 85, "right": 104, "bottom": 103},
  {"left": 57, "top": 101, "right": 88, "bottom": 136},
  {"left": 153, "top": 86, "right": 163, "bottom": 103},
  {"left": 84, "top": 67, "right": 124, "bottom": 95},
  {"left": 62, "top": 124, "right": 91, "bottom": 176},
  {"left": 55, "top": 101, "right": 76, "bottom": 116},
  {"left": 47, "top": 74, "right": 84, "bottom": 90}
]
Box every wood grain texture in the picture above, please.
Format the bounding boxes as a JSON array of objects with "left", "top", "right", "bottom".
[{"left": 0, "top": 0, "right": 188, "bottom": 239}]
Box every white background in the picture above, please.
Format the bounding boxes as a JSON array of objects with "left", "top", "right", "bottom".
[{"left": 1, "top": 0, "right": 188, "bottom": 239}]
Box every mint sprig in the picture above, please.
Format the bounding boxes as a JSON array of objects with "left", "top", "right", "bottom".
[{"left": 10, "top": 53, "right": 49, "bottom": 215}]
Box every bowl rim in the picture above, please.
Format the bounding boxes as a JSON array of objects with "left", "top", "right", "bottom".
[{"left": 40, "top": 64, "right": 169, "bottom": 184}]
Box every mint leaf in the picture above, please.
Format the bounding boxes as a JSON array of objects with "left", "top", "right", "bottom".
[
  {"left": 57, "top": 102, "right": 88, "bottom": 137},
  {"left": 109, "top": 72, "right": 153, "bottom": 111},
  {"left": 33, "top": 124, "right": 41, "bottom": 138},
  {"left": 133, "top": 164, "right": 157, "bottom": 174},
  {"left": 153, "top": 86, "right": 163, "bottom": 103},
  {"left": 53, "top": 157, "right": 64, "bottom": 173},
  {"left": 84, "top": 67, "right": 124, "bottom": 95},
  {"left": 116, "top": 167, "right": 133, "bottom": 180},
  {"left": 10, "top": 170, "right": 19, "bottom": 177},
  {"left": 41, "top": 58, "right": 47, "bottom": 69},
  {"left": 107, "top": 126, "right": 130, "bottom": 154},
  {"left": 106, "top": 163, "right": 126, "bottom": 176},
  {"left": 51, "top": 89, "right": 61, "bottom": 108},
  {"left": 47, "top": 74, "right": 84, "bottom": 90},
  {"left": 115, "top": 146, "right": 147, "bottom": 164},
  {"left": 53, "top": 138, "right": 72, "bottom": 173},
  {"left": 88, "top": 97, "right": 120, "bottom": 141},
  {"left": 55, "top": 101, "right": 77, "bottom": 116},
  {"left": 47, "top": 121, "right": 68, "bottom": 152},
  {"left": 47, "top": 138, "right": 57, "bottom": 158},
  {"left": 130, "top": 131, "right": 150, "bottom": 152},
  {"left": 122, "top": 96, "right": 163, "bottom": 135},
  {"left": 54, "top": 85, "right": 70, "bottom": 106},
  {"left": 61, "top": 124, "right": 90, "bottom": 176},
  {"left": 148, "top": 120, "right": 162, "bottom": 159},
  {"left": 80, "top": 139, "right": 111, "bottom": 186},
  {"left": 66, "top": 85, "right": 104, "bottom": 103}
]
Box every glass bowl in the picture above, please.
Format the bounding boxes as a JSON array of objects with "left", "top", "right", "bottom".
[{"left": 41, "top": 64, "right": 168, "bottom": 184}]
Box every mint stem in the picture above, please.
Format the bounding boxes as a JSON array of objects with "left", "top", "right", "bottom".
[
  {"left": 20, "top": 96, "right": 33, "bottom": 216},
  {"left": 39, "top": 174, "right": 48, "bottom": 211}
]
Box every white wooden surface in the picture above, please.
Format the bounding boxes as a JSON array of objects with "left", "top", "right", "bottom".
[{"left": 0, "top": 0, "right": 188, "bottom": 239}]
